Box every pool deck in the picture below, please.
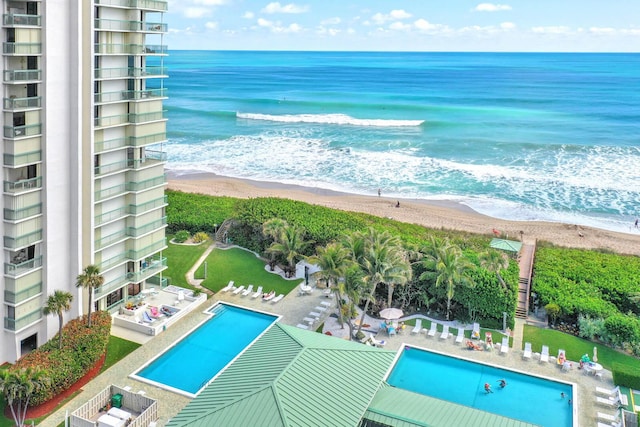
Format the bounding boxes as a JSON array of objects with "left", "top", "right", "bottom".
[{"left": 39, "top": 285, "right": 614, "bottom": 427}]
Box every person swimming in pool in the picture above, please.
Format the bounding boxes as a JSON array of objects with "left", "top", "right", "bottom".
[
  {"left": 484, "top": 383, "right": 493, "bottom": 394},
  {"left": 498, "top": 379, "right": 507, "bottom": 388}
]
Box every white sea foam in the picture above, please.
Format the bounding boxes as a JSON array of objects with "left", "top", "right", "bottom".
[{"left": 236, "top": 112, "right": 424, "bottom": 127}]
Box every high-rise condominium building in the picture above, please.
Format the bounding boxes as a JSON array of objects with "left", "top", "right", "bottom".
[{"left": 1, "top": 0, "right": 168, "bottom": 363}]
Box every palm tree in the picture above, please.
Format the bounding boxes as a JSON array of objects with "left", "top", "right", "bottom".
[
  {"left": 307, "top": 242, "right": 352, "bottom": 327},
  {"left": 42, "top": 290, "right": 73, "bottom": 349},
  {"left": 266, "top": 224, "right": 310, "bottom": 277},
  {"left": 341, "top": 266, "right": 366, "bottom": 339},
  {"left": 420, "top": 239, "right": 475, "bottom": 320},
  {"left": 75, "top": 265, "right": 104, "bottom": 327},
  {"left": 0, "top": 368, "right": 50, "bottom": 427},
  {"left": 479, "top": 250, "right": 509, "bottom": 290},
  {"left": 262, "top": 218, "right": 287, "bottom": 270}
]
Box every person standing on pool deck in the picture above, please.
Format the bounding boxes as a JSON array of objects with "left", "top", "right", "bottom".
[{"left": 484, "top": 383, "right": 493, "bottom": 394}]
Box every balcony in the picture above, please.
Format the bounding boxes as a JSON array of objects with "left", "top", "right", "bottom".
[
  {"left": 4, "top": 123, "right": 41, "bottom": 139},
  {"left": 4, "top": 282, "right": 42, "bottom": 304},
  {"left": 3, "top": 176, "right": 42, "bottom": 194},
  {"left": 4, "top": 203, "right": 42, "bottom": 221},
  {"left": 4, "top": 229, "right": 43, "bottom": 249},
  {"left": 3, "top": 96, "right": 41, "bottom": 110},
  {"left": 4, "top": 256, "right": 43, "bottom": 278},
  {"left": 95, "top": 88, "right": 167, "bottom": 104},
  {"left": 3, "top": 14, "right": 41, "bottom": 27},
  {"left": 95, "top": 132, "right": 167, "bottom": 153},
  {"left": 94, "top": 66, "right": 168, "bottom": 80},
  {"left": 4, "top": 308, "right": 42, "bottom": 331},
  {"left": 95, "top": 206, "right": 128, "bottom": 226},
  {"left": 95, "top": 229, "right": 127, "bottom": 250},
  {"left": 125, "top": 174, "right": 166, "bottom": 192},
  {"left": 127, "top": 216, "right": 167, "bottom": 238},
  {"left": 129, "top": 111, "right": 167, "bottom": 124},
  {"left": 3, "top": 43, "right": 42, "bottom": 55},
  {"left": 94, "top": 43, "right": 167, "bottom": 55},
  {"left": 95, "top": 0, "right": 168, "bottom": 12},
  {"left": 97, "top": 253, "right": 127, "bottom": 272},
  {"left": 95, "top": 18, "right": 167, "bottom": 33},
  {"left": 128, "top": 256, "right": 167, "bottom": 283},
  {"left": 4, "top": 151, "right": 42, "bottom": 168},
  {"left": 126, "top": 238, "right": 167, "bottom": 261},
  {"left": 129, "top": 196, "right": 167, "bottom": 215},
  {"left": 94, "top": 274, "right": 130, "bottom": 299},
  {"left": 3, "top": 69, "right": 41, "bottom": 82},
  {"left": 95, "top": 155, "right": 166, "bottom": 177}
]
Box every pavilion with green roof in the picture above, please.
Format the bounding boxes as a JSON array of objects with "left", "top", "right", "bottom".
[{"left": 167, "top": 323, "right": 536, "bottom": 427}]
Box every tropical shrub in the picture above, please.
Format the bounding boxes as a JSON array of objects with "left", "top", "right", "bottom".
[
  {"left": 192, "top": 231, "right": 209, "bottom": 243},
  {"left": 12, "top": 311, "right": 111, "bottom": 405},
  {"left": 603, "top": 314, "right": 640, "bottom": 348},
  {"left": 545, "top": 303, "right": 560, "bottom": 325},
  {"left": 577, "top": 314, "right": 605, "bottom": 340},
  {"left": 174, "top": 230, "right": 190, "bottom": 243},
  {"left": 166, "top": 190, "right": 235, "bottom": 234}
]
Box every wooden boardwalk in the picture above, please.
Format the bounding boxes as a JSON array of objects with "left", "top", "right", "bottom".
[{"left": 516, "top": 240, "right": 536, "bottom": 319}]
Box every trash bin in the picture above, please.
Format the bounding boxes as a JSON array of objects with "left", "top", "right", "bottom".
[{"left": 111, "top": 393, "right": 123, "bottom": 409}]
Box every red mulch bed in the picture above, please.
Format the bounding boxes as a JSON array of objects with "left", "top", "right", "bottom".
[{"left": 4, "top": 353, "right": 106, "bottom": 420}]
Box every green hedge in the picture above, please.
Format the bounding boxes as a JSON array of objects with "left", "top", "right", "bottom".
[
  {"left": 166, "top": 190, "right": 236, "bottom": 234},
  {"left": 12, "top": 311, "right": 111, "bottom": 405},
  {"left": 612, "top": 362, "right": 640, "bottom": 390}
]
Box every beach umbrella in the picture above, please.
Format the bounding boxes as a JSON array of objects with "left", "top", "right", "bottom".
[
  {"left": 593, "top": 347, "right": 598, "bottom": 363},
  {"left": 379, "top": 308, "right": 404, "bottom": 320}
]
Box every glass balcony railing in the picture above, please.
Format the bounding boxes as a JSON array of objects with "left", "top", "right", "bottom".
[
  {"left": 4, "top": 229, "right": 43, "bottom": 249},
  {"left": 95, "top": 183, "right": 126, "bottom": 202},
  {"left": 126, "top": 238, "right": 167, "bottom": 261},
  {"left": 95, "top": 155, "right": 166, "bottom": 176},
  {"left": 95, "top": 66, "right": 168, "bottom": 79},
  {"left": 128, "top": 256, "right": 167, "bottom": 283},
  {"left": 4, "top": 256, "right": 43, "bottom": 278},
  {"left": 4, "top": 176, "right": 42, "bottom": 194},
  {"left": 4, "top": 282, "right": 42, "bottom": 304},
  {"left": 4, "top": 123, "right": 41, "bottom": 139},
  {"left": 4, "top": 308, "right": 41, "bottom": 331},
  {"left": 94, "top": 274, "right": 130, "bottom": 299},
  {"left": 126, "top": 174, "right": 166, "bottom": 192},
  {"left": 146, "top": 275, "right": 168, "bottom": 287},
  {"left": 3, "top": 69, "right": 41, "bottom": 82},
  {"left": 94, "top": 44, "right": 167, "bottom": 55},
  {"left": 129, "top": 195, "right": 167, "bottom": 215},
  {"left": 95, "top": 0, "right": 168, "bottom": 12},
  {"left": 127, "top": 216, "right": 167, "bottom": 238},
  {"left": 95, "top": 206, "right": 128, "bottom": 226},
  {"left": 3, "top": 43, "right": 42, "bottom": 55},
  {"left": 95, "top": 132, "right": 167, "bottom": 152},
  {"left": 4, "top": 203, "right": 42, "bottom": 221},
  {"left": 97, "top": 253, "right": 127, "bottom": 272},
  {"left": 95, "top": 19, "right": 167, "bottom": 33},
  {"left": 4, "top": 96, "right": 41, "bottom": 110},
  {"left": 4, "top": 150, "right": 42, "bottom": 167},
  {"left": 3, "top": 14, "right": 41, "bottom": 26},
  {"left": 95, "top": 88, "right": 167, "bottom": 104},
  {"left": 95, "top": 229, "right": 127, "bottom": 250}
]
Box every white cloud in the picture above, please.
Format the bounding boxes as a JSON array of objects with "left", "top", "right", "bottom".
[
  {"left": 589, "top": 27, "right": 616, "bottom": 35},
  {"left": 389, "top": 22, "right": 411, "bottom": 31},
  {"left": 321, "top": 17, "right": 341, "bottom": 25},
  {"left": 184, "top": 7, "right": 211, "bottom": 18},
  {"left": 413, "top": 19, "right": 449, "bottom": 33},
  {"left": 531, "top": 26, "right": 571, "bottom": 34},
  {"left": 500, "top": 22, "right": 515, "bottom": 30},
  {"left": 257, "top": 17, "right": 303, "bottom": 33},
  {"left": 257, "top": 18, "right": 273, "bottom": 28},
  {"left": 372, "top": 9, "right": 412, "bottom": 25},
  {"left": 474, "top": 3, "right": 512, "bottom": 12},
  {"left": 262, "top": 2, "right": 309, "bottom": 14},
  {"left": 317, "top": 26, "right": 341, "bottom": 36},
  {"left": 205, "top": 21, "right": 218, "bottom": 30},
  {"left": 243, "top": 11, "right": 255, "bottom": 19}
]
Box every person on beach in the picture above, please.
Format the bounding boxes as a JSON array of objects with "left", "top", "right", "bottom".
[
  {"left": 378, "top": 188, "right": 381, "bottom": 197},
  {"left": 395, "top": 201, "right": 400, "bottom": 208},
  {"left": 484, "top": 383, "right": 493, "bottom": 394},
  {"left": 635, "top": 219, "right": 638, "bottom": 228}
]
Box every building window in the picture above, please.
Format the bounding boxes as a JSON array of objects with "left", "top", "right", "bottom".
[
  {"left": 106, "top": 289, "right": 123, "bottom": 307},
  {"left": 20, "top": 334, "right": 37, "bottom": 357}
]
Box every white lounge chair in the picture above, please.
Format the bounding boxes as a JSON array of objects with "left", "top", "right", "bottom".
[
  {"left": 220, "top": 280, "right": 234, "bottom": 292},
  {"left": 455, "top": 328, "right": 465, "bottom": 343},
  {"left": 309, "top": 311, "right": 321, "bottom": 319},
  {"left": 296, "top": 323, "right": 309, "bottom": 330},
  {"left": 540, "top": 345, "right": 550, "bottom": 363},
  {"left": 500, "top": 336, "right": 509, "bottom": 354},
  {"left": 369, "top": 333, "right": 386, "bottom": 348},
  {"left": 597, "top": 412, "right": 619, "bottom": 423},
  {"left": 596, "top": 386, "right": 620, "bottom": 396},
  {"left": 411, "top": 319, "right": 422, "bottom": 335},
  {"left": 252, "top": 286, "right": 263, "bottom": 298},
  {"left": 471, "top": 322, "right": 480, "bottom": 340},
  {"left": 596, "top": 396, "right": 619, "bottom": 407},
  {"left": 271, "top": 294, "right": 285, "bottom": 303},
  {"left": 242, "top": 285, "right": 254, "bottom": 296},
  {"left": 176, "top": 290, "right": 185, "bottom": 305},
  {"left": 598, "top": 422, "right": 622, "bottom": 427},
  {"left": 522, "top": 342, "right": 532, "bottom": 360},
  {"left": 320, "top": 301, "right": 332, "bottom": 307},
  {"left": 303, "top": 317, "right": 316, "bottom": 326},
  {"left": 427, "top": 322, "right": 437, "bottom": 337},
  {"left": 262, "top": 291, "right": 276, "bottom": 301},
  {"left": 315, "top": 306, "right": 327, "bottom": 312},
  {"left": 232, "top": 285, "right": 245, "bottom": 295},
  {"left": 141, "top": 311, "right": 156, "bottom": 324},
  {"left": 557, "top": 349, "right": 567, "bottom": 365},
  {"left": 440, "top": 325, "right": 450, "bottom": 339}
]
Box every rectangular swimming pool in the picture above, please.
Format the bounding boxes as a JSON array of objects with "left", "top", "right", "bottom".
[
  {"left": 387, "top": 345, "right": 575, "bottom": 427},
  {"left": 132, "top": 303, "right": 278, "bottom": 397}
]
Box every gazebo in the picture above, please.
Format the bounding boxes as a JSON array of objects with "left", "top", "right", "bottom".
[{"left": 489, "top": 238, "right": 522, "bottom": 254}]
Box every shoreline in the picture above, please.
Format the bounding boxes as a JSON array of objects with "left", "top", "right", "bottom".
[{"left": 167, "top": 170, "right": 640, "bottom": 256}]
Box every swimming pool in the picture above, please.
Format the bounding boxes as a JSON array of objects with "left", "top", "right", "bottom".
[
  {"left": 387, "top": 346, "right": 575, "bottom": 427},
  {"left": 132, "top": 303, "right": 278, "bottom": 397}
]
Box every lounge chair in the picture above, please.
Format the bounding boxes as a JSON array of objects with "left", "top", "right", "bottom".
[
  {"left": 596, "top": 386, "right": 620, "bottom": 396},
  {"left": 522, "top": 342, "right": 532, "bottom": 360},
  {"left": 303, "top": 317, "right": 316, "bottom": 326},
  {"left": 540, "top": 345, "right": 550, "bottom": 363},
  {"left": 597, "top": 412, "right": 619, "bottom": 423},
  {"left": 411, "top": 319, "right": 422, "bottom": 335},
  {"left": 241, "top": 285, "right": 254, "bottom": 296},
  {"left": 220, "top": 280, "right": 234, "bottom": 292},
  {"left": 557, "top": 349, "right": 567, "bottom": 365},
  {"left": 388, "top": 326, "right": 397, "bottom": 336},
  {"left": 427, "top": 322, "right": 437, "bottom": 337},
  {"left": 320, "top": 301, "right": 332, "bottom": 308},
  {"left": 299, "top": 283, "right": 313, "bottom": 295},
  {"left": 309, "top": 311, "right": 321, "bottom": 319},
  {"left": 141, "top": 311, "right": 156, "bottom": 324},
  {"left": 252, "top": 286, "right": 263, "bottom": 298},
  {"left": 149, "top": 306, "right": 163, "bottom": 319},
  {"left": 232, "top": 285, "right": 245, "bottom": 295},
  {"left": 598, "top": 422, "right": 622, "bottom": 427},
  {"left": 262, "top": 290, "right": 276, "bottom": 301},
  {"left": 440, "top": 325, "right": 450, "bottom": 339},
  {"left": 296, "top": 323, "right": 309, "bottom": 330},
  {"left": 271, "top": 294, "right": 285, "bottom": 303},
  {"left": 455, "top": 328, "right": 465, "bottom": 343},
  {"left": 596, "top": 396, "right": 620, "bottom": 407},
  {"left": 315, "top": 305, "right": 327, "bottom": 312},
  {"left": 369, "top": 333, "right": 386, "bottom": 348},
  {"left": 471, "top": 322, "right": 480, "bottom": 340},
  {"left": 176, "top": 290, "right": 185, "bottom": 305},
  {"left": 500, "top": 336, "right": 509, "bottom": 354}
]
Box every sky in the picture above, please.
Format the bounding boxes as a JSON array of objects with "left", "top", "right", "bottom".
[{"left": 164, "top": 1, "right": 640, "bottom": 52}]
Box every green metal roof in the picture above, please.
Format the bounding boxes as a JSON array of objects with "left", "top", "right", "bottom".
[
  {"left": 489, "top": 238, "right": 523, "bottom": 253},
  {"left": 363, "top": 384, "right": 539, "bottom": 427},
  {"left": 167, "top": 324, "right": 395, "bottom": 427}
]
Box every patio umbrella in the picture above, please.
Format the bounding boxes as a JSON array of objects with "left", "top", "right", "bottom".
[
  {"left": 593, "top": 346, "right": 598, "bottom": 363},
  {"left": 379, "top": 308, "right": 404, "bottom": 320}
]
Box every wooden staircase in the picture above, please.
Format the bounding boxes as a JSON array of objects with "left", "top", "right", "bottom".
[{"left": 515, "top": 241, "right": 536, "bottom": 319}]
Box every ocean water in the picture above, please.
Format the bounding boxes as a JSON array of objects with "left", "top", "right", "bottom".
[{"left": 157, "top": 51, "right": 640, "bottom": 233}]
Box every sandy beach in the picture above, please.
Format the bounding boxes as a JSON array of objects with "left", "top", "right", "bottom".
[{"left": 167, "top": 171, "right": 640, "bottom": 256}]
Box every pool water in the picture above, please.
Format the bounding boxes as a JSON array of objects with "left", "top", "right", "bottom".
[
  {"left": 387, "top": 346, "right": 573, "bottom": 427},
  {"left": 134, "top": 304, "right": 277, "bottom": 395}
]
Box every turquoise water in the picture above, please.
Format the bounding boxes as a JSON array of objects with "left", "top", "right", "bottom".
[
  {"left": 387, "top": 346, "right": 573, "bottom": 427},
  {"left": 157, "top": 51, "right": 640, "bottom": 234},
  {"left": 135, "top": 304, "right": 276, "bottom": 395}
]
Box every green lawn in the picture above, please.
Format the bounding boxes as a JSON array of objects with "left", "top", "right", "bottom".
[
  {"left": 163, "top": 237, "right": 211, "bottom": 290},
  {"left": 195, "top": 247, "right": 298, "bottom": 295},
  {"left": 523, "top": 324, "right": 640, "bottom": 371},
  {"left": 102, "top": 336, "right": 141, "bottom": 373}
]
